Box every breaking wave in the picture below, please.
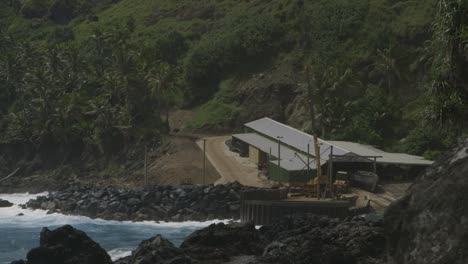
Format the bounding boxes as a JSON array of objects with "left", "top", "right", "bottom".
[{"left": 0, "top": 193, "right": 229, "bottom": 263}]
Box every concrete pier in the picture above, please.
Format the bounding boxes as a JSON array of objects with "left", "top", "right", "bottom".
[
  {"left": 240, "top": 198, "right": 353, "bottom": 225},
  {"left": 240, "top": 190, "right": 354, "bottom": 225}
]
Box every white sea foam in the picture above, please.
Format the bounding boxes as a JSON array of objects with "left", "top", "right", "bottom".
[
  {"left": 0, "top": 193, "right": 231, "bottom": 228},
  {"left": 108, "top": 248, "right": 133, "bottom": 260},
  {"left": 0, "top": 192, "right": 48, "bottom": 205},
  {"left": 0, "top": 192, "right": 232, "bottom": 263}
]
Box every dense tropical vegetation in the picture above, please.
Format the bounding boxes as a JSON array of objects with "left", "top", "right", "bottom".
[
  {"left": 0, "top": 23, "right": 183, "bottom": 161},
  {"left": 0, "top": 0, "right": 466, "bottom": 174}
]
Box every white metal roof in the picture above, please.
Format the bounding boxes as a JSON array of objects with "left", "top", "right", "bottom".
[
  {"left": 233, "top": 133, "right": 318, "bottom": 171},
  {"left": 244, "top": 118, "right": 349, "bottom": 159},
  {"left": 326, "top": 140, "right": 434, "bottom": 166},
  {"left": 243, "top": 117, "right": 433, "bottom": 166}
]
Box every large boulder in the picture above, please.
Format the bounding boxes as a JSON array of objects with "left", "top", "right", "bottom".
[
  {"left": 180, "top": 222, "right": 266, "bottom": 262},
  {"left": 0, "top": 198, "right": 13, "bottom": 207},
  {"left": 26, "top": 225, "right": 113, "bottom": 264},
  {"left": 385, "top": 139, "right": 468, "bottom": 264},
  {"left": 259, "top": 215, "right": 385, "bottom": 264},
  {"left": 122, "top": 235, "right": 190, "bottom": 264}
]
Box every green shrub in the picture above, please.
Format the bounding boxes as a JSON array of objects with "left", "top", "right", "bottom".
[
  {"left": 399, "top": 126, "right": 455, "bottom": 157},
  {"left": 21, "top": 0, "right": 51, "bottom": 18},
  {"left": 185, "top": 15, "right": 282, "bottom": 101},
  {"left": 333, "top": 85, "right": 399, "bottom": 146},
  {"left": 143, "top": 31, "right": 188, "bottom": 65},
  {"left": 49, "top": 0, "right": 78, "bottom": 24},
  {"left": 335, "top": 115, "right": 383, "bottom": 145},
  {"left": 47, "top": 26, "right": 75, "bottom": 44},
  {"left": 190, "top": 101, "right": 239, "bottom": 129}
]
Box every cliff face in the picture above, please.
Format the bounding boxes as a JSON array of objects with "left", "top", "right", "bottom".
[{"left": 385, "top": 139, "right": 468, "bottom": 264}]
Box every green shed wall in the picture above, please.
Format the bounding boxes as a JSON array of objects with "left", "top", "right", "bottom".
[{"left": 267, "top": 162, "right": 290, "bottom": 182}]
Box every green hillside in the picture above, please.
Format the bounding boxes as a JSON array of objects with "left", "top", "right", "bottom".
[{"left": 0, "top": 0, "right": 467, "bottom": 172}]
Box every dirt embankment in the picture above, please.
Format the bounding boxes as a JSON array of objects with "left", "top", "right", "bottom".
[
  {"left": 147, "top": 135, "right": 220, "bottom": 185},
  {"left": 0, "top": 110, "right": 223, "bottom": 192},
  {"left": 144, "top": 109, "right": 221, "bottom": 186}
]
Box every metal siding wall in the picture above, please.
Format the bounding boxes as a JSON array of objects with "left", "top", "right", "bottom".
[
  {"left": 289, "top": 169, "right": 316, "bottom": 185},
  {"left": 268, "top": 163, "right": 290, "bottom": 182}
]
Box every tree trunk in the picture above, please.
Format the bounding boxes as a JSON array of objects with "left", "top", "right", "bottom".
[
  {"left": 165, "top": 107, "right": 170, "bottom": 132},
  {"left": 306, "top": 66, "right": 318, "bottom": 135}
]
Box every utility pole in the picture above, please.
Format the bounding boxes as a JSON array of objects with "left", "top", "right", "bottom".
[
  {"left": 305, "top": 64, "right": 322, "bottom": 199},
  {"left": 203, "top": 139, "right": 206, "bottom": 185},
  {"left": 314, "top": 136, "right": 322, "bottom": 200},
  {"left": 305, "top": 65, "right": 318, "bottom": 136}
]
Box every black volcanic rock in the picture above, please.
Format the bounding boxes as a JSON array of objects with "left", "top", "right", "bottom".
[
  {"left": 257, "top": 215, "right": 385, "bottom": 264},
  {"left": 24, "top": 182, "right": 255, "bottom": 222},
  {"left": 121, "top": 235, "right": 191, "bottom": 264},
  {"left": 0, "top": 198, "right": 13, "bottom": 207},
  {"left": 181, "top": 222, "right": 266, "bottom": 262},
  {"left": 12, "top": 216, "right": 388, "bottom": 264},
  {"left": 25, "top": 225, "right": 112, "bottom": 264},
  {"left": 385, "top": 139, "right": 468, "bottom": 264}
]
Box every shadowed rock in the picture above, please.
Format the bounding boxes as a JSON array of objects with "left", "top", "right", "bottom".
[
  {"left": 181, "top": 222, "right": 266, "bottom": 262},
  {"left": 385, "top": 139, "right": 468, "bottom": 264},
  {"left": 25, "top": 225, "right": 112, "bottom": 264},
  {"left": 0, "top": 198, "right": 13, "bottom": 207},
  {"left": 258, "top": 215, "right": 385, "bottom": 264},
  {"left": 116, "top": 235, "right": 191, "bottom": 264}
]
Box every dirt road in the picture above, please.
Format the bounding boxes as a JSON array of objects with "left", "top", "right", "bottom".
[
  {"left": 350, "top": 183, "right": 411, "bottom": 210},
  {"left": 197, "top": 136, "right": 271, "bottom": 188}
]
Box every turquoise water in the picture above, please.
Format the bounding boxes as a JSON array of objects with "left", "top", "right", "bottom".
[{"left": 0, "top": 193, "right": 226, "bottom": 263}]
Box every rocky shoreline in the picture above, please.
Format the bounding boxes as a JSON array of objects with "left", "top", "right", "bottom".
[
  {"left": 0, "top": 198, "right": 13, "bottom": 207},
  {"left": 9, "top": 139, "right": 468, "bottom": 263},
  {"left": 12, "top": 215, "right": 386, "bottom": 264},
  {"left": 23, "top": 182, "right": 257, "bottom": 222}
]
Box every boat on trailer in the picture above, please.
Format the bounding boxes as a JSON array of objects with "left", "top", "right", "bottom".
[{"left": 351, "top": 171, "right": 379, "bottom": 193}]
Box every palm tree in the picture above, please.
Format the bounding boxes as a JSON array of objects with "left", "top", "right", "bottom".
[
  {"left": 424, "top": 0, "right": 467, "bottom": 129},
  {"left": 304, "top": 65, "right": 360, "bottom": 138},
  {"left": 146, "top": 63, "right": 179, "bottom": 132},
  {"left": 304, "top": 65, "right": 318, "bottom": 135},
  {"left": 108, "top": 42, "right": 136, "bottom": 127},
  {"left": 372, "top": 46, "right": 402, "bottom": 95}
]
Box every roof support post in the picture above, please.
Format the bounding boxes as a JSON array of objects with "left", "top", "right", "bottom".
[
  {"left": 329, "top": 146, "right": 334, "bottom": 198},
  {"left": 277, "top": 136, "right": 283, "bottom": 183},
  {"left": 373, "top": 157, "right": 377, "bottom": 174},
  {"left": 307, "top": 143, "right": 310, "bottom": 185}
]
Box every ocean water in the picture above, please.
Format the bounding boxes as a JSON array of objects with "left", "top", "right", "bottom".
[{"left": 0, "top": 193, "right": 228, "bottom": 264}]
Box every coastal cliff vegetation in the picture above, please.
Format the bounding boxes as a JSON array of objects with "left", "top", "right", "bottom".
[{"left": 0, "top": 0, "right": 467, "bottom": 176}]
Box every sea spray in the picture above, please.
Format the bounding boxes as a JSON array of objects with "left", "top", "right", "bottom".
[{"left": 0, "top": 193, "right": 230, "bottom": 264}]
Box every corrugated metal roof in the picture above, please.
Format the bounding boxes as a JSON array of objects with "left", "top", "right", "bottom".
[
  {"left": 243, "top": 117, "right": 433, "bottom": 166},
  {"left": 244, "top": 118, "right": 349, "bottom": 159},
  {"left": 327, "top": 141, "right": 434, "bottom": 165},
  {"left": 233, "top": 133, "right": 317, "bottom": 171}
]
